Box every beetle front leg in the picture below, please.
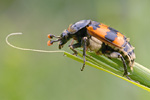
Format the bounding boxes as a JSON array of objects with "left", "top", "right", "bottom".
[
  {"left": 69, "top": 42, "right": 81, "bottom": 55},
  {"left": 105, "top": 52, "right": 131, "bottom": 80}
]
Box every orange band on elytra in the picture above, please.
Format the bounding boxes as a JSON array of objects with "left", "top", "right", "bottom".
[{"left": 112, "top": 32, "right": 125, "bottom": 47}]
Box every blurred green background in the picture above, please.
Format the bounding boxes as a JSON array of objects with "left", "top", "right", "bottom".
[{"left": 0, "top": 0, "right": 150, "bottom": 100}]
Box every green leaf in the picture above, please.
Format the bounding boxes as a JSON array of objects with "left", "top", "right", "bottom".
[{"left": 64, "top": 51, "right": 150, "bottom": 92}]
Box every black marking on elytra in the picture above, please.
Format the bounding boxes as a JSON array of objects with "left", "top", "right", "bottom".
[
  {"left": 105, "top": 30, "right": 117, "bottom": 42},
  {"left": 108, "top": 27, "right": 119, "bottom": 34},
  {"left": 90, "top": 24, "right": 100, "bottom": 30},
  {"left": 89, "top": 21, "right": 100, "bottom": 30},
  {"left": 92, "top": 25, "right": 98, "bottom": 30},
  {"left": 95, "top": 24, "right": 100, "bottom": 28}
]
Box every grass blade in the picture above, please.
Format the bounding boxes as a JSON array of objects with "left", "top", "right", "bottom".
[{"left": 64, "top": 51, "right": 150, "bottom": 92}]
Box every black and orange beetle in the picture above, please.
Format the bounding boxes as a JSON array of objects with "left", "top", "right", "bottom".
[{"left": 47, "top": 20, "right": 136, "bottom": 79}]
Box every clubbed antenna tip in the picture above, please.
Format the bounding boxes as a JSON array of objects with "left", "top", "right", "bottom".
[
  {"left": 48, "top": 34, "right": 60, "bottom": 39},
  {"left": 47, "top": 40, "right": 53, "bottom": 46},
  {"left": 47, "top": 34, "right": 61, "bottom": 46}
]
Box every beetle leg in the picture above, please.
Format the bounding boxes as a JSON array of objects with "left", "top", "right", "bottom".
[
  {"left": 69, "top": 42, "right": 81, "bottom": 55},
  {"left": 81, "top": 37, "right": 88, "bottom": 71},
  {"left": 105, "top": 52, "right": 131, "bottom": 80},
  {"left": 69, "top": 39, "right": 74, "bottom": 46}
]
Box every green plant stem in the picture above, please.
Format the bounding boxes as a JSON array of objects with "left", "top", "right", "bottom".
[{"left": 64, "top": 51, "right": 150, "bottom": 92}]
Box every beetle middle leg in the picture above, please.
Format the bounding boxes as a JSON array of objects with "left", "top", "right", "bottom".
[
  {"left": 105, "top": 52, "right": 131, "bottom": 80},
  {"left": 81, "top": 37, "right": 88, "bottom": 71}
]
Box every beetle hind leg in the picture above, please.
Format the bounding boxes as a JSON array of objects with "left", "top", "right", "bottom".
[{"left": 105, "top": 52, "right": 131, "bottom": 80}]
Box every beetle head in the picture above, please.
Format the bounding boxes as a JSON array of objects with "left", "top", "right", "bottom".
[{"left": 47, "top": 29, "right": 71, "bottom": 49}]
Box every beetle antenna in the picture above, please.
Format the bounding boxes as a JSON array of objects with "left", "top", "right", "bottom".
[
  {"left": 47, "top": 38, "right": 60, "bottom": 46},
  {"left": 48, "top": 34, "right": 60, "bottom": 39}
]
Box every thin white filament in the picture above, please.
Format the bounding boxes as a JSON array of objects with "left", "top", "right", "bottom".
[{"left": 6, "top": 33, "right": 65, "bottom": 53}]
